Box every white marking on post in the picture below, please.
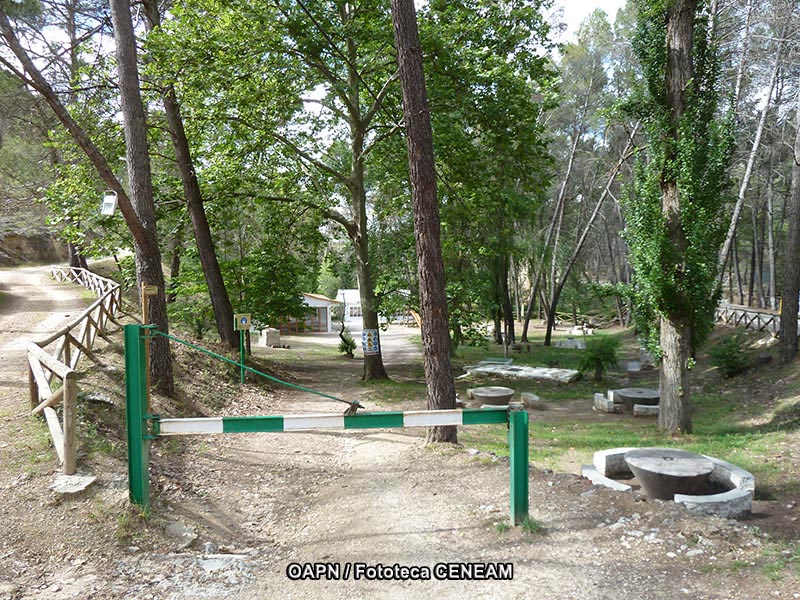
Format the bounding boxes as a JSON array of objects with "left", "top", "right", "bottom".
[
  {"left": 283, "top": 414, "right": 345, "bottom": 430},
  {"left": 159, "top": 418, "right": 224, "bottom": 435},
  {"left": 403, "top": 410, "right": 464, "bottom": 428}
]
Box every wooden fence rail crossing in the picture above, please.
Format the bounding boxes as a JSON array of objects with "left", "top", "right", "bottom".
[
  {"left": 714, "top": 302, "right": 783, "bottom": 334},
  {"left": 123, "top": 324, "right": 531, "bottom": 525},
  {"left": 27, "top": 267, "right": 122, "bottom": 475}
]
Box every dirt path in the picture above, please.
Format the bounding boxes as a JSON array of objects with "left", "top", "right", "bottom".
[
  {"left": 191, "top": 332, "right": 794, "bottom": 600},
  {"left": 0, "top": 265, "right": 89, "bottom": 412},
  {"left": 1, "top": 271, "right": 798, "bottom": 599}
]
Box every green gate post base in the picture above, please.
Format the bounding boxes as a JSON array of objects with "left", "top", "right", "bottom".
[
  {"left": 125, "top": 324, "right": 151, "bottom": 514},
  {"left": 239, "top": 330, "right": 245, "bottom": 384},
  {"left": 509, "top": 407, "right": 529, "bottom": 525}
]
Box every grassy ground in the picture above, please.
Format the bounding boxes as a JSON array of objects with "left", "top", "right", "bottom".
[{"left": 343, "top": 324, "right": 800, "bottom": 505}]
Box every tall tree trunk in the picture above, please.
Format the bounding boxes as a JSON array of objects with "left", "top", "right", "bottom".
[
  {"left": 167, "top": 221, "right": 184, "bottom": 303},
  {"left": 755, "top": 197, "right": 767, "bottom": 308},
  {"left": 542, "top": 125, "right": 638, "bottom": 345},
  {"left": 510, "top": 254, "right": 523, "bottom": 324},
  {"left": 659, "top": 317, "right": 692, "bottom": 432},
  {"left": 747, "top": 230, "right": 755, "bottom": 307},
  {"left": 521, "top": 131, "right": 581, "bottom": 342},
  {"left": 351, "top": 224, "right": 388, "bottom": 380},
  {"left": 142, "top": 0, "right": 237, "bottom": 350},
  {"left": 109, "top": 0, "right": 173, "bottom": 395},
  {"left": 341, "top": 17, "right": 389, "bottom": 382},
  {"left": 718, "top": 21, "right": 787, "bottom": 273},
  {"left": 767, "top": 166, "right": 777, "bottom": 310},
  {"left": 734, "top": 235, "right": 744, "bottom": 304},
  {"left": 779, "top": 89, "right": 800, "bottom": 363},
  {"left": 657, "top": 0, "right": 696, "bottom": 435},
  {"left": 391, "top": 0, "right": 457, "bottom": 444},
  {"left": 499, "top": 253, "right": 515, "bottom": 344},
  {"left": 67, "top": 242, "right": 88, "bottom": 270}
]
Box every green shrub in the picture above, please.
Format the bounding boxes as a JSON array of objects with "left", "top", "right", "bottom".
[
  {"left": 338, "top": 329, "right": 356, "bottom": 358},
  {"left": 578, "top": 335, "right": 620, "bottom": 381},
  {"left": 520, "top": 516, "right": 544, "bottom": 534},
  {"left": 708, "top": 334, "right": 749, "bottom": 378}
]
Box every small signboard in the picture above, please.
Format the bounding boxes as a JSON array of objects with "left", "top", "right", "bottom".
[
  {"left": 234, "top": 313, "right": 251, "bottom": 331},
  {"left": 362, "top": 329, "right": 379, "bottom": 356},
  {"left": 100, "top": 190, "right": 118, "bottom": 216},
  {"left": 142, "top": 285, "right": 159, "bottom": 297}
]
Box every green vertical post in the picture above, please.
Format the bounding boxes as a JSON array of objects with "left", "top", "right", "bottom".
[
  {"left": 124, "top": 324, "right": 150, "bottom": 514},
  {"left": 239, "top": 329, "right": 246, "bottom": 384},
  {"left": 508, "top": 407, "right": 529, "bottom": 525}
]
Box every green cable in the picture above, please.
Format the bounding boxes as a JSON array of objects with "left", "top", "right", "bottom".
[{"left": 151, "top": 329, "right": 358, "bottom": 408}]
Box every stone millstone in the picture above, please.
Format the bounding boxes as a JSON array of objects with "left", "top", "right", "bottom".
[
  {"left": 625, "top": 448, "right": 714, "bottom": 500},
  {"left": 470, "top": 386, "right": 514, "bottom": 406},
  {"left": 609, "top": 387, "right": 660, "bottom": 411}
]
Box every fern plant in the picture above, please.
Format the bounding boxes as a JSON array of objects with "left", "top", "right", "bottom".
[{"left": 579, "top": 336, "right": 620, "bottom": 382}]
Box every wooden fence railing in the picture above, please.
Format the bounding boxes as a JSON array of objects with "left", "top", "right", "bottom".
[
  {"left": 716, "top": 302, "right": 779, "bottom": 334},
  {"left": 27, "top": 267, "right": 122, "bottom": 475}
]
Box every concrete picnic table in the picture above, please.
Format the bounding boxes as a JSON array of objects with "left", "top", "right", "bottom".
[{"left": 624, "top": 448, "right": 715, "bottom": 500}]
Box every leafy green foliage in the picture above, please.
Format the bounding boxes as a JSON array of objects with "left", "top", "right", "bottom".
[
  {"left": 623, "top": 0, "right": 734, "bottom": 354},
  {"left": 417, "top": 0, "right": 557, "bottom": 344},
  {"left": 579, "top": 335, "right": 620, "bottom": 381},
  {"left": 708, "top": 334, "right": 749, "bottom": 378}
]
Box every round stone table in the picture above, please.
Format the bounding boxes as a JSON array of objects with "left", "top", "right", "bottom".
[
  {"left": 624, "top": 448, "right": 714, "bottom": 500},
  {"left": 470, "top": 386, "right": 515, "bottom": 406},
  {"left": 611, "top": 387, "right": 660, "bottom": 411}
]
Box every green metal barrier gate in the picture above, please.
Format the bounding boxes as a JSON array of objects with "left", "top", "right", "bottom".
[{"left": 124, "top": 324, "right": 530, "bottom": 524}]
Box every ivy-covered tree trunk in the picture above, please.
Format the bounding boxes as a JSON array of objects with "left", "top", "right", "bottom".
[
  {"left": 626, "top": 0, "right": 732, "bottom": 435},
  {"left": 391, "top": 0, "right": 457, "bottom": 444},
  {"left": 657, "top": 0, "right": 696, "bottom": 434},
  {"left": 660, "top": 317, "right": 694, "bottom": 428}
]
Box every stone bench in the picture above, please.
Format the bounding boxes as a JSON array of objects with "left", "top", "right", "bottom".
[{"left": 584, "top": 447, "right": 754, "bottom": 518}]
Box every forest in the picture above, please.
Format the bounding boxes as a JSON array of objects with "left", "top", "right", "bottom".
[{"left": 1, "top": 0, "right": 799, "bottom": 436}]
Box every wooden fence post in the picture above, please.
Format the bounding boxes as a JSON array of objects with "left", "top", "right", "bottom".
[
  {"left": 28, "top": 364, "right": 38, "bottom": 411},
  {"left": 62, "top": 373, "right": 77, "bottom": 475}
]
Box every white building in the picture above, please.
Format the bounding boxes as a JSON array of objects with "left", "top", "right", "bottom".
[
  {"left": 279, "top": 293, "right": 343, "bottom": 333},
  {"left": 336, "top": 288, "right": 362, "bottom": 323}
]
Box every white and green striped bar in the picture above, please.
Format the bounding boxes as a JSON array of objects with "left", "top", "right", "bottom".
[{"left": 156, "top": 408, "right": 508, "bottom": 436}]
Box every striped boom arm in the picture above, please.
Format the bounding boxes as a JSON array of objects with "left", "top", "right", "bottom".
[{"left": 155, "top": 408, "right": 509, "bottom": 436}]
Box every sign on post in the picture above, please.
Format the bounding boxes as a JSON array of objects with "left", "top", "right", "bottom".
[
  {"left": 234, "top": 314, "right": 251, "bottom": 331},
  {"left": 362, "top": 329, "right": 379, "bottom": 355}
]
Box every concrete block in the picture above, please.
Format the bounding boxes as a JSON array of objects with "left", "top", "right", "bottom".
[
  {"left": 581, "top": 464, "right": 633, "bottom": 492},
  {"left": 593, "top": 447, "right": 636, "bottom": 478},
  {"left": 555, "top": 337, "right": 586, "bottom": 349},
  {"left": 675, "top": 488, "right": 753, "bottom": 518},
  {"left": 705, "top": 456, "right": 756, "bottom": 492},
  {"left": 594, "top": 393, "right": 618, "bottom": 413},
  {"left": 633, "top": 404, "right": 659, "bottom": 417},
  {"left": 521, "top": 392, "right": 543, "bottom": 410}
]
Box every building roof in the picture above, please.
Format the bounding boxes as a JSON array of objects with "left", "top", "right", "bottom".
[
  {"left": 336, "top": 289, "right": 361, "bottom": 305},
  {"left": 303, "top": 292, "right": 343, "bottom": 304}
]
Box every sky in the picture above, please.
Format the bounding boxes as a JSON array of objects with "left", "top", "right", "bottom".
[{"left": 554, "top": 0, "right": 628, "bottom": 42}]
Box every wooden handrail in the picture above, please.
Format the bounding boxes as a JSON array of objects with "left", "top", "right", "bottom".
[{"left": 27, "top": 267, "right": 122, "bottom": 475}]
